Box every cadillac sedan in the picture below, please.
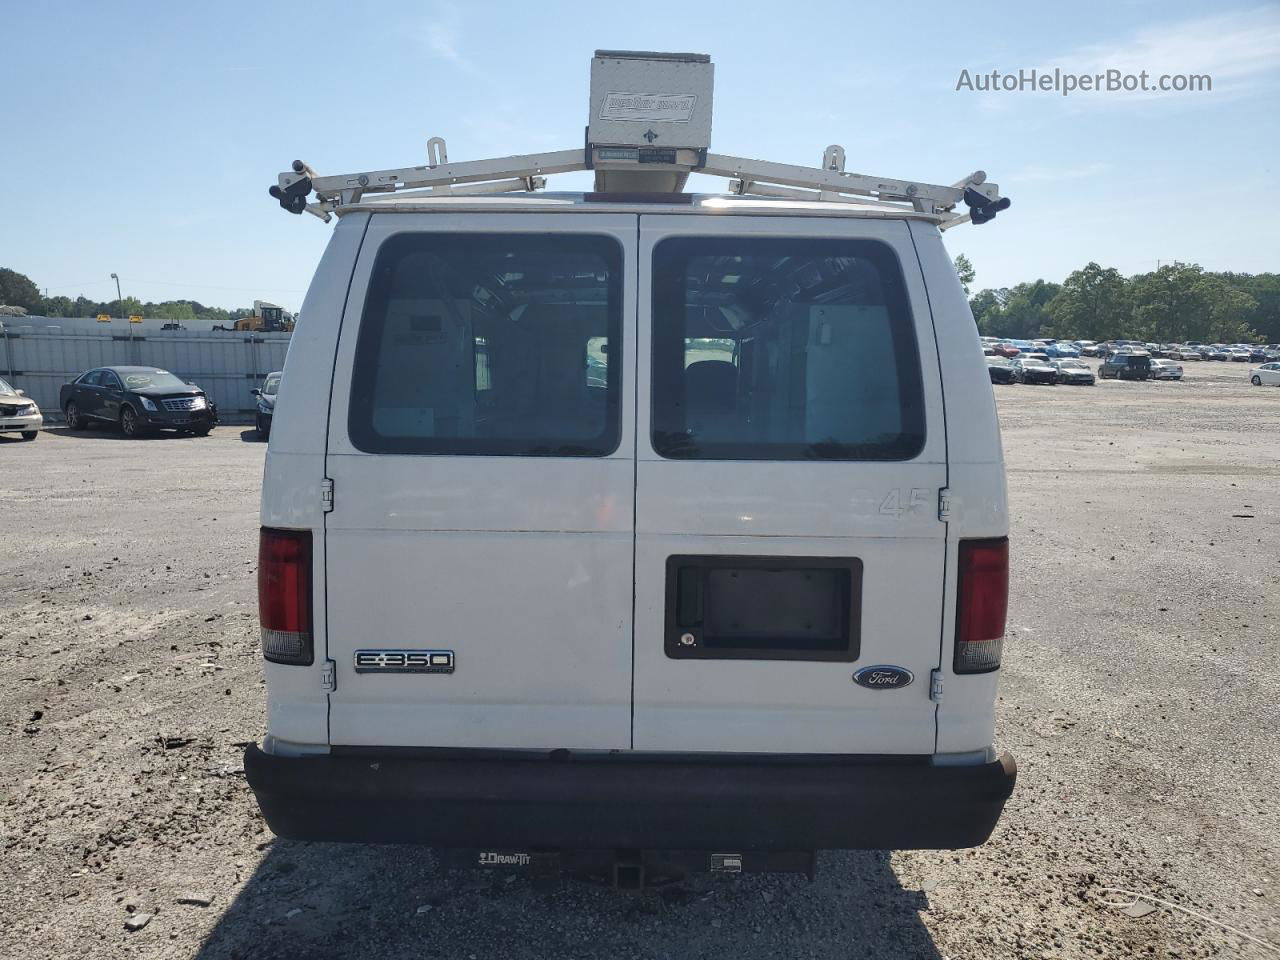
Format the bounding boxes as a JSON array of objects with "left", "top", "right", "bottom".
[{"left": 60, "top": 366, "right": 218, "bottom": 437}]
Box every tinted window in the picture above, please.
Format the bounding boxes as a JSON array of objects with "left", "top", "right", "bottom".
[
  {"left": 651, "top": 238, "right": 925, "bottom": 461},
  {"left": 349, "top": 233, "right": 622, "bottom": 457}
]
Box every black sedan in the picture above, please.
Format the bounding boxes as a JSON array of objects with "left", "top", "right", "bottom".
[
  {"left": 60, "top": 366, "right": 218, "bottom": 437},
  {"left": 1012, "top": 357, "right": 1058, "bottom": 384},
  {"left": 986, "top": 355, "right": 1017, "bottom": 384}
]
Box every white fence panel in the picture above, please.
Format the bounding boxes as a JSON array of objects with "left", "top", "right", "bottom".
[{"left": 0, "top": 321, "right": 291, "bottom": 423}]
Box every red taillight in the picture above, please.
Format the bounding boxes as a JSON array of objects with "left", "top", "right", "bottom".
[
  {"left": 258, "top": 527, "right": 313, "bottom": 665},
  {"left": 954, "top": 538, "right": 1008, "bottom": 674}
]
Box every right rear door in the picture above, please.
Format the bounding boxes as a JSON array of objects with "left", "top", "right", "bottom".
[{"left": 632, "top": 215, "right": 948, "bottom": 754}]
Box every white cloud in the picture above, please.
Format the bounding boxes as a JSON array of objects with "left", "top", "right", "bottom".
[
  {"left": 422, "top": 3, "right": 478, "bottom": 74},
  {"left": 1052, "top": 7, "right": 1280, "bottom": 102}
]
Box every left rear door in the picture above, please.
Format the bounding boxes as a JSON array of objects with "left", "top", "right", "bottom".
[{"left": 323, "top": 212, "right": 640, "bottom": 751}]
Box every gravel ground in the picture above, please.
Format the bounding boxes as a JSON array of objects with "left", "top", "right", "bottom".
[{"left": 1, "top": 361, "right": 1277, "bottom": 960}]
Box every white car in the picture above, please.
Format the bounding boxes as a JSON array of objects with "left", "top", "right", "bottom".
[
  {"left": 1149, "top": 359, "right": 1184, "bottom": 380},
  {"left": 1250, "top": 362, "right": 1280, "bottom": 386},
  {"left": 0, "top": 376, "right": 42, "bottom": 440},
  {"left": 244, "top": 49, "right": 1016, "bottom": 884}
]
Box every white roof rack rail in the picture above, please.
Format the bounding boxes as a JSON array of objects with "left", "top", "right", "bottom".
[{"left": 270, "top": 51, "right": 1009, "bottom": 230}]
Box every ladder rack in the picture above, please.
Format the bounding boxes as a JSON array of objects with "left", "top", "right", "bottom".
[
  {"left": 269, "top": 50, "right": 1009, "bottom": 229},
  {"left": 270, "top": 147, "right": 1007, "bottom": 229}
]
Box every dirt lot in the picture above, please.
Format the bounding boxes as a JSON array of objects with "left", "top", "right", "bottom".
[{"left": 1, "top": 361, "right": 1277, "bottom": 960}]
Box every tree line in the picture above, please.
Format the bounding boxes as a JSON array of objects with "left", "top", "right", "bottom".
[
  {"left": 0, "top": 267, "right": 256, "bottom": 325},
  {"left": 966, "top": 261, "right": 1279, "bottom": 345}
]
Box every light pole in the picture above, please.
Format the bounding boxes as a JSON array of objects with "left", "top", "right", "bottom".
[{"left": 111, "top": 272, "right": 132, "bottom": 347}]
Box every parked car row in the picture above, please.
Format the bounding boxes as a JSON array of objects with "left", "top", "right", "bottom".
[
  {"left": 1, "top": 367, "right": 289, "bottom": 442},
  {"left": 981, "top": 336, "right": 1280, "bottom": 365},
  {"left": 985, "top": 346, "right": 1280, "bottom": 388},
  {"left": 985, "top": 354, "right": 1096, "bottom": 385},
  {"left": 1087, "top": 340, "right": 1280, "bottom": 363}
]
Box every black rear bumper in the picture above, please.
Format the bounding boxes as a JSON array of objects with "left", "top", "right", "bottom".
[{"left": 244, "top": 746, "right": 1016, "bottom": 851}]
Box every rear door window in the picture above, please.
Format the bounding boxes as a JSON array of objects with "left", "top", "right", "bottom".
[
  {"left": 650, "top": 237, "right": 925, "bottom": 461},
  {"left": 348, "top": 233, "right": 622, "bottom": 457}
]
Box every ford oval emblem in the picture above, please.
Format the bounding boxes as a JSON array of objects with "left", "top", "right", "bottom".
[{"left": 853, "top": 665, "right": 914, "bottom": 690}]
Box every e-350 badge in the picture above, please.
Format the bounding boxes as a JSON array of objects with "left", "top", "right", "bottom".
[{"left": 353, "top": 650, "right": 455, "bottom": 674}]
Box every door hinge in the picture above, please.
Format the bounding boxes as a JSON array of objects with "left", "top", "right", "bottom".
[
  {"left": 320, "top": 659, "right": 336, "bottom": 692},
  {"left": 320, "top": 477, "right": 334, "bottom": 513},
  {"left": 929, "top": 668, "right": 944, "bottom": 702},
  {"left": 937, "top": 487, "right": 952, "bottom": 522}
]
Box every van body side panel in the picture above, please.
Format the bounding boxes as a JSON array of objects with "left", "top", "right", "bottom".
[
  {"left": 322, "top": 213, "right": 638, "bottom": 750},
  {"left": 908, "top": 223, "right": 1003, "bottom": 468},
  {"left": 909, "top": 222, "right": 1009, "bottom": 755},
  {"left": 259, "top": 213, "right": 370, "bottom": 751},
  {"left": 632, "top": 216, "right": 947, "bottom": 754}
]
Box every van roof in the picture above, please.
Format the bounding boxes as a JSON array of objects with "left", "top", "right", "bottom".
[{"left": 338, "top": 191, "right": 947, "bottom": 223}]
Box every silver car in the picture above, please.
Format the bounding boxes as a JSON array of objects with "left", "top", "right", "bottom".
[
  {"left": 0, "top": 376, "right": 42, "bottom": 440},
  {"left": 1149, "top": 359, "right": 1184, "bottom": 380},
  {"left": 252, "top": 371, "right": 283, "bottom": 440}
]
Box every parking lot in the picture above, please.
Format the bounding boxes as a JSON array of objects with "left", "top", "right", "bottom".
[{"left": 1, "top": 360, "right": 1277, "bottom": 960}]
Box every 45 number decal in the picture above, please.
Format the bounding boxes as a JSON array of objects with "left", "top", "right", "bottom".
[{"left": 878, "top": 488, "right": 932, "bottom": 517}]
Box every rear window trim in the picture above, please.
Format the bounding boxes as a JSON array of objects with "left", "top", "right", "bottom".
[
  {"left": 346, "top": 230, "right": 626, "bottom": 458},
  {"left": 648, "top": 235, "right": 928, "bottom": 463}
]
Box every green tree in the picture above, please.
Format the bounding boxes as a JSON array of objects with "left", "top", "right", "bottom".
[
  {"left": 969, "top": 288, "right": 1003, "bottom": 330},
  {"left": 1221, "top": 273, "right": 1280, "bottom": 343},
  {"left": 953, "top": 253, "right": 975, "bottom": 297},
  {"left": 105, "top": 297, "right": 147, "bottom": 319},
  {"left": 42, "top": 295, "right": 76, "bottom": 317},
  {"left": 0, "top": 268, "right": 43, "bottom": 312},
  {"left": 975, "top": 280, "right": 1060, "bottom": 339},
  {"left": 149, "top": 301, "right": 197, "bottom": 321},
  {"left": 1201, "top": 276, "right": 1258, "bottom": 343},
  {"left": 1130, "top": 263, "right": 1258, "bottom": 343},
  {"left": 1044, "top": 263, "right": 1131, "bottom": 341}
]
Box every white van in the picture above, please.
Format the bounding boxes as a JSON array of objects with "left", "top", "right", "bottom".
[{"left": 245, "top": 51, "right": 1015, "bottom": 885}]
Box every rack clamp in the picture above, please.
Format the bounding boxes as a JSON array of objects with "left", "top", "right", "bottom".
[
  {"left": 269, "top": 160, "right": 315, "bottom": 216},
  {"left": 963, "top": 186, "right": 1011, "bottom": 225}
]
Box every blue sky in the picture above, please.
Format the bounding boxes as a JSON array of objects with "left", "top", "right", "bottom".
[{"left": 2, "top": 1, "right": 1277, "bottom": 311}]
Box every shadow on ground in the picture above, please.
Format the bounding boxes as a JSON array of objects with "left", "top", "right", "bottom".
[
  {"left": 192, "top": 842, "right": 941, "bottom": 960},
  {"left": 36, "top": 426, "right": 238, "bottom": 441}
]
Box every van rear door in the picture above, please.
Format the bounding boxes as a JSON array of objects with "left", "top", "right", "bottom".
[
  {"left": 632, "top": 215, "right": 947, "bottom": 754},
  {"left": 323, "top": 213, "right": 637, "bottom": 750}
]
